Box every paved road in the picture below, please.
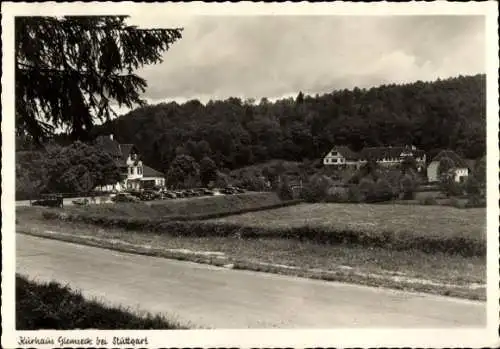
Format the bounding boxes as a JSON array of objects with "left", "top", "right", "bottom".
[
  {"left": 16, "top": 234, "right": 486, "bottom": 329},
  {"left": 15, "top": 197, "right": 107, "bottom": 207}
]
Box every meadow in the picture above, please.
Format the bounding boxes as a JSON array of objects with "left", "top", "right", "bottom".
[
  {"left": 210, "top": 203, "right": 486, "bottom": 243},
  {"left": 16, "top": 197, "right": 487, "bottom": 300}
]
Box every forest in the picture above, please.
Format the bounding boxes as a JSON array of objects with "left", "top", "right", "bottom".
[{"left": 82, "top": 74, "right": 486, "bottom": 174}]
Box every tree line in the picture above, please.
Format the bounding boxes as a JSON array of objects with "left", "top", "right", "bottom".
[{"left": 86, "top": 74, "right": 486, "bottom": 175}]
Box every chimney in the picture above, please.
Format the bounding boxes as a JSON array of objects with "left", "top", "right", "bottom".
[{"left": 109, "top": 134, "right": 114, "bottom": 141}]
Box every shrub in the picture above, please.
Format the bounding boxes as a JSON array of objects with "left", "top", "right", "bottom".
[
  {"left": 276, "top": 177, "right": 294, "bottom": 201},
  {"left": 373, "top": 178, "right": 394, "bottom": 202},
  {"left": 400, "top": 174, "right": 417, "bottom": 200},
  {"left": 466, "top": 195, "right": 486, "bottom": 208},
  {"left": 420, "top": 197, "right": 438, "bottom": 205},
  {"left": 347, "top": 185, "right": 363, "bottom": 203},
  {"left": 300, "top": 174, "right": 333, "bottom": 202},
  {"left": 465, "top": 176, "right": 481, "bottom": 197},
  {"left": 449, "top": 197, "right": 466, "bottom": 209},
  {"left": 440, "top": 178, "right": 464, "bottom": 197},
  {"left": 357, "top": 177, "right": 375, "bottom": 202},
  {"left": 325, "top": 186, "right": 350, "bottom": 203}
]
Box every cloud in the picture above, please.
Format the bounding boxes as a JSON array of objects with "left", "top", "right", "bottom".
[{"left": 126, "top": 15, "right": 485, "bottom": 103}]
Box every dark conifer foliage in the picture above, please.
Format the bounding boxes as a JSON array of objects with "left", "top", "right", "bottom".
[{"left": 15, "top": 16, "right": 182, "bottom": 143}]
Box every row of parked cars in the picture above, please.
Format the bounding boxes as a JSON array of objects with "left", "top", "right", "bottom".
[{"left": 111, "top": 186, "right": 246, "bottom": 203}]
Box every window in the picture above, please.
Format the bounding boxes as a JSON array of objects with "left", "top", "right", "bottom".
[
  {"left": 128, "top": 167, "right": 132, "bottom": 175},
  {"left": 138, "top": 166, "right": 143, "bottom": 175}
]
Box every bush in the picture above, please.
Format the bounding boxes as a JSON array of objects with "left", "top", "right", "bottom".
[
  {"left": 347, "top": 185, "right": 363, "bottom": 203},
  {"left": 325, "top": 186, "right": 350, "bottom": 203},
  {"left": 373, "top": 178, "right": 394, "bottom": 202},
  {"left": 357, "top": 177, "right": 375, "bottom": 202},
  {"left": 276, "top": 178, "right": 294, "bottom": 201},
  {"left": 465, "top": 195, "right": 486, "bottom": 208},
  {"left": 449, "top": 197, "right": 466, "bottom": 209},
  {"left": 420, "top": 197, "right": 438, "bottom": 205},
  {"left": 440, "top": 178, "right": 464, "bottom": 197},
  {"left": 300, "top": 174, "right": 333, "bottom": 202},
  {"left": 400, "top": 174, "right": 417, "bottom": 200},
  {"left": 465, "top": 176, "right": 481, "bottom": 197}
]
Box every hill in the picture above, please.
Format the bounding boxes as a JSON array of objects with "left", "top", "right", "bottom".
[{"left": 61, "top": 74, "right": 487, "bottom": 174}]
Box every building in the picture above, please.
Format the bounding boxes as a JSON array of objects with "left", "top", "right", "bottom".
[
  {"left": 323, "top": 145, "right": 426, "bottom": 171},
  {"left": 426, "top": 150, "right": 470, "bottom": 183},
  {"left": 323, "top": 146, "right": 359, "bottom": 166},
  {"left": 94, "top": 134, "right": 165, "bottom": 191}
]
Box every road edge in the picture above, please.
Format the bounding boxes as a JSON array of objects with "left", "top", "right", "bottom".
[{"left": 17, "top": 229, "right": 486, "bottom": 302}]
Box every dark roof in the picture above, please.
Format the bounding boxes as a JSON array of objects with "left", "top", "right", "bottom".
[
  {"left": 328, "top": 146, "right": 359, "bottom": 160},
  {"left": 118, "top": 144, "right": 135, "bottom": 162},
  {"left": 95, "top": 135, "right": 121, "bottom": 158},
  {"left": 431, "top": 150, "right": 469, "bottom": 168},
  {"left": 95, "top": 136, "right": 139, "bottom": 167},
  {"left": 142, "top": 165, "right": 164, "bottom": 178},
  {"left": 94, "top": 135, "right": 162, "bottom": 174},
  {"left": 359, "top": 146, "right": 425, "bottom": 161}
]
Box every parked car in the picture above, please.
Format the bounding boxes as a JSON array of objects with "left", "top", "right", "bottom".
[
  {"left": 31, "top": 194, "right": 64, "bottom": 208},
  {"left": 163, "top": 191, "right": 177, "bottom": 199},
  {"left": 229, "top": 186, "right": 245, "bottom": 194},
  {"left": 185, "top": 189, "right": 197, "bottom": 197},
  {"left": 221, "top": 187, "right": 235, "bottom": 195},
  {"left": 112, "top": 193, "right": 140, "bottom": 203},
  {"left": 141, "top": 190, "right": 162, "bottom": 201},
  {"left": 72, "top": 198, "right": 89, "bottom": 206},
  {"left": 175, "top": 191, "right": 186, "bottom": 198},
  {"left": 202, "top": 188, "right": 215, "bottom": 196}
]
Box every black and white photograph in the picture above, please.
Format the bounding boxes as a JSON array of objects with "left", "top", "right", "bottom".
[{"left": 2, "top": 2, "right": 499, "bottom": 348}]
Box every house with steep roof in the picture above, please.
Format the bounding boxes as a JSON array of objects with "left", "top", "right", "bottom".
[
  {"left": 426, "top": 150, "right": 470, "bottom": 183},
  {"left": 94, "top": 134, "right": 165, "bottom": 191},
  {"left": 323, "top": 145, "right": 426, "bottom": 172},
  {"left": 323, "top": 146, "right": 359, "bottom": 166}
]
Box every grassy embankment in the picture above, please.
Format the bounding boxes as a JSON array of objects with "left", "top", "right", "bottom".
[
  {"left": 56, "top": 191, "right": 301, "bottom": 220},
  {"left": 17, "top": 192, "right": 487, "bottom": 300},
  {"left": 16, "top": 274, "right": 188, "bottom": 330}
]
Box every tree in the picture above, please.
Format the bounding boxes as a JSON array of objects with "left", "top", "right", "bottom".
[
  {"left": 437, "top": 157, "right": 455, "bottom": 179},
  {"left": 19, "top": 141, "right": 122, "bottom": 194},
  {"left": 89, "top": 74, "right": 486, "bottom": 174},
  {"left": 166, "top": 154, "right": 199, "bottom": 189},
  {"left": 374, "top": 178, "right": 394, "bottom": 202},
  {"left": 15, "top": 16, "right": 182, "bottom": 143},
  {"left": 400, "top": 174, "right": 417, "bottom": 200},
  {"left": 358, "top": 177, "right": 375, "bottom": 202},
  {"left": 474, "top": 156, "right": 486, "bottom": 186},
  {"left": 401, "top": 156, "right": 417, "bottom": 175},
  {"left": 277, "top": 176, "right": 294, "bottom": 201},
  {"left": 465, "top": 176, "right": 481, "bottom": 197},
  {"left": 199, "top": 156, "right": 218, "bottom": 187}
]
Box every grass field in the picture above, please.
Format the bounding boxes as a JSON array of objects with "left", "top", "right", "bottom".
[
  {"left": 210, "top": 203, "right": 486, "bottom": 244},
  {"left": 16, "top": 274, "right": 187, "bottom": 330}
]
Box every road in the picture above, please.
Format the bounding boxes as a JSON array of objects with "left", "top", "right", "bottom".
[
  {"left": 15, "top": 197, "right": 106, "bottom": 207},
  {"left": 16, "top": 234, "right": 486, "bottom": 329}
]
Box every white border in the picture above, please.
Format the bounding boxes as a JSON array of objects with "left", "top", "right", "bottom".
[{"left": 2, "top": 2, "right": 499, "bottom": 348}]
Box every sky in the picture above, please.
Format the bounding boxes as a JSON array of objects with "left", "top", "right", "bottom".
[{"left": 117, "top": 14, "right": 485, "bottom": 112}]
